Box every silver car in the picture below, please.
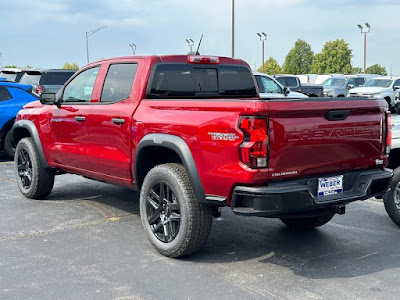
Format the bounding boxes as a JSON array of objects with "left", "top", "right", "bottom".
[{"left": 322, "top": 75, "right": 367, "bottom": 97}]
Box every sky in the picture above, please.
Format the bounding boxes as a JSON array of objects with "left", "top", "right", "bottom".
[{"left": 1, "top": 0, "right": 400, "bottom": 74}]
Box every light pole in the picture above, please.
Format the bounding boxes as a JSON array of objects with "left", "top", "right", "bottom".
[
  {"left": 86, "top": 26, "right": 107, "bottom": 64},
  {"left": 232, "top": 0, "right": 235, "bottom": 58},
  {"left": 185, "top": 39, "right": 194, "bottom": 53},
  {"left": 357, "top": 22, "right": 371, "bottom": 74},
  {"left": 257, "top": 32, "right": 267, "bottom": 73},
  {"left": 129, "top": 43, "right": 136, "bottom": 55}
]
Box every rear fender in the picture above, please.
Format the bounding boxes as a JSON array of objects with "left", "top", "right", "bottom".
[{"left": 135, "top": 134, "right": 209, "bottom": 204}]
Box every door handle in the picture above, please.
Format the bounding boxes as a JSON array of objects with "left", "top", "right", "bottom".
[
  {"left": 74, "top": 116, "right": 86, "bottom": 122},
  {"left": 111, "top": 118, "right": 125, "bottom": 125},
  {"left": 325, "top": 110, "right": 350, "bottom": 121}
]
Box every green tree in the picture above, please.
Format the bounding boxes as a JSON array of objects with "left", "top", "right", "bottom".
[
  {"left": 62, "top": 62, "right": 79, "bottom": 69},
  {"left": 311, "top": 39, "right": 352, "bottom": 74},
  {"left": 351, "top": 67, "right": 363, "bottom": 74},
  {"left": 24, "top": 64, "right": 32, "bottom": 69},
  {"left": 257, "top": 57, "right": 282, "bottom": 75},
  {"left": 283, "top": 39, "right": 314, "bottom": 74},
  {"left": 366, "top": 64, "right": 387, "bottom": 75},
  {"left": 4, "top": 65, "right": 17, "bottom": 68}
]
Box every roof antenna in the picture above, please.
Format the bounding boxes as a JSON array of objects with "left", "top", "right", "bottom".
[
  {"left": 195, "top": 34, "right": 203, "bottom": 55},
  {"left": 188, "top": 35, "right": 203, "bottom": 55}
]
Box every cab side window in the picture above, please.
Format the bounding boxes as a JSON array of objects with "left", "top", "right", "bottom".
[
  {"left": 100, "top": 63, "right": 138, "bottom": 102},
  {"left": 62, "top": 67, "right": 100, "bottom": 103},
  {"left": 261, "top": 76, "right": 282, "bottom": 93},
  {"left": 394, "top": 79, "right": 400, "bottom": 88}
]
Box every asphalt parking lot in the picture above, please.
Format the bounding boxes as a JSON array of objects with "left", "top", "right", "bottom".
[{"left": 1, "top": 154, "right": 400, "bottom": 300}]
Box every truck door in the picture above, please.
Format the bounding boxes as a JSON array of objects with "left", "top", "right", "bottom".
[
  {"left": 86, "top": 62, "right": 139, "bottom": 182},
  {"left": 46, "top": 66, "right": 100, "bottom": 170}
]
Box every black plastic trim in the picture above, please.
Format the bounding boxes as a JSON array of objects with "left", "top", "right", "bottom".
[
  {"left": 12, "top": 120, "right": 49, "bottom": 168},
  {"left": 135, "top": 134, "right": 211, "bottom": 204},
  {"left": 231, "top": 168, "right": 393, "bottom": 217}
]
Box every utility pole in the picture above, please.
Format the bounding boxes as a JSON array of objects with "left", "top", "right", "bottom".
[
  {"left": 357, "top": 23, "right": 371, "bottom": 74},
  {"left": 232, "top": 0, "right": 235, "bottom": 58},
  {"left": 129, "top": 43, "right": 136, "bottom": 55},
  {"left": 257, "top": 32, "right": 267, "bottom": 73},
  {"left": 86, "top": 26, "right": 107, "bottom": 64}
]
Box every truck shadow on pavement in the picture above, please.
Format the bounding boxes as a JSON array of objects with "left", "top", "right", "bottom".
[
  {"left": 44, "top": 176, "right": 140, "bottom": 216},
  {"left": 188, "top": 207, "right": 400, "bottom": 280}
]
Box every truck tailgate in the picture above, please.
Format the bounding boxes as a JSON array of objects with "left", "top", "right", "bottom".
[{"left": 267, "top": 98, "right": 388, "bottom": 180}]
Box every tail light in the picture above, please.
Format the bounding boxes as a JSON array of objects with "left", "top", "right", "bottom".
[
  {"left": 36, "top": 85, "right": 45, "bottom": 95},
  {"left": 239, "top": 117, "right": 268, "bottom": 168},
  {"left": 386, "top": 112, "right": 392, "bottom": 154},
  {"left": 307, "top": 75, "right": 310, "bottom": 83}
]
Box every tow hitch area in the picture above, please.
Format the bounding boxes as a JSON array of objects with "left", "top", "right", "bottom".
[{"left": 335, "top": 205, "right": 346, "bottom": 215}]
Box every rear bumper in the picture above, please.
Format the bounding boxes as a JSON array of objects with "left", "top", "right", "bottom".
[{"left": 231, "top": 168, "right": 393, "bottom": 217}]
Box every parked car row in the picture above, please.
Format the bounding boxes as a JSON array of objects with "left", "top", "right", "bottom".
[
  {"left": 0, "top": 81, "right": 39, "bottom": 158},
  {"left": 0, "top": 68, "right": 77, "bottom": 95},
  {"left": 267, "top": 73, "right": 400, "bottom": 113},
  {"left": 0, "top": 68, "right": 77, "bottom": 158}
]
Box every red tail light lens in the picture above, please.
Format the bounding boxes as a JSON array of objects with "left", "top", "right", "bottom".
[
  {"left": 386, "top": 112, "right": 392, "bottom": 154},
  {"left": 239, "top": 117, "right": 268, "bottom": 168},
  {"left": 188, "top": 56, "right": 219, "bottom": 64},
  {"left": 36, "top": 85, "right": 45, "bottom": 95}
]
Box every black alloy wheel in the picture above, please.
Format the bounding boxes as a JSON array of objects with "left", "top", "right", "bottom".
[
  {"left": 140, "top": 163, "right": 213, "bottom": 257},
  {"left": 14, "top": 137, "right": 54, "bottom": 199},
  {"left": 17, "top": 149, "right": 33, "bottom": 189},
  {"left": 146, "top": 181, "right": 181, "bottom": 243}
]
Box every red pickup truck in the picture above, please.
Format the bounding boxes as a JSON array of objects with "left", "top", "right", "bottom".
[{"left": 12, "top": 55, "right": 392, "bottom": 257}]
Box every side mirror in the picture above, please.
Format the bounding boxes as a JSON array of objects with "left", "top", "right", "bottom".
[
  {"left": 394, "top": 86, "right": 400, "bottom": 91},
  {"left": 39, "top": 92, "right": 56, "bottom": 105},
  {"left": 283, "top": 87, "right": 290, "bottom": 96},
  {"left": 347, "top": 84, "right": 354, "bottom": 90}
]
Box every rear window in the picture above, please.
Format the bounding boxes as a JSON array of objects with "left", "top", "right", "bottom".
[
  {"left": 148, "top": 64, "right": 257, "bottom": 98},
  {"left": 0, "top": 71, "right": 19, "bottom": 82},
  {"left": 39, "top": 71, "right": 76, "bottom": 85},
  {"left": 19, "top": 71, "right": 42, "bottom": 85}
]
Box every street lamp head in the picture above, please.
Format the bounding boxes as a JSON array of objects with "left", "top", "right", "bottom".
[
  {"left": 257, "top": 33, "right": 262, "bottom": 37},
  {"left": 357, "top": 24, "right": 363, "bottom": 30},
  {"left": 262, "top": 32, "right": 267, "bottom": 37},
  {"left": 365, "top": 22, "right": 370, "bottom": 29},
  {"left": 189, "top": 39, "right": 194, "bottom": 43}
]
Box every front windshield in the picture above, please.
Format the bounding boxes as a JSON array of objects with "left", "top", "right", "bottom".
[
  {"left": 363, "top": 79, "right": 392, "bottom": 88},
  {"left": 321, "top": 78, "right": 346, "bottom": 87}
]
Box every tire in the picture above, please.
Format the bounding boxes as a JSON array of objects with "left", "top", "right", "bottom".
[
  {"left": 3, "top": 129, "right": 15, "bottom": 159},
  {"left": 395, "top": 103, "right": 400, "bottom": 115},
  {"left": 140, "top": 163, "right": 213, "bottom": 258},
  {"left": 14, "top": 137, "right": 54, "bottom": 199},
  {"left": 280, "top": 210, "right": 335, "bottom": 230},
  {"left": 383, "top": 166, "right": 400, "bottom": 227}
]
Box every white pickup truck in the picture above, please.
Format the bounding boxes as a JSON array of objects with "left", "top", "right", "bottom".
[{"left": 348, "top": 76, "right": 400, "bottom": 112}]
